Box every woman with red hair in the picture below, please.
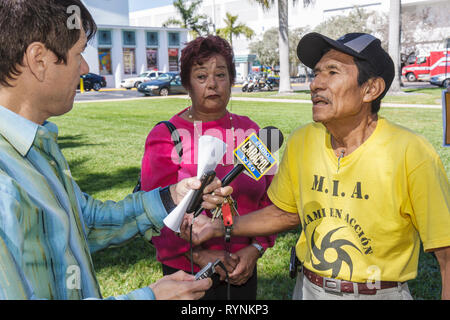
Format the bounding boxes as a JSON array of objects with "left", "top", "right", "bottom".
[{"left": 140, "top": 35, "right": 276, "bottom": 300}]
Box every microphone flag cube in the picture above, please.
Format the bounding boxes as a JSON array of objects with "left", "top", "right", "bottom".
[{"left": 233, "top": 132, "right": 277, "bottom": 180}]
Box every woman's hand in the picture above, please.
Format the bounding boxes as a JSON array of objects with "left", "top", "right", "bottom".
[
  {"left": 227, "top": 245, "right": 260, "bottom": 286},
  {"left": 189, "top": 248, "right": 240, "bottom": 281},
  {"left": 180, "top": 214, "right": 224, "bottom": 246}
]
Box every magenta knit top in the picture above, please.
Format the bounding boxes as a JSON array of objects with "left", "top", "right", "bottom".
[{"left": 140, "top": 107, "right": 276, "bottom": 272}]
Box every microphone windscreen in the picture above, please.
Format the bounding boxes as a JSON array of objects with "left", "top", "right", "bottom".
[
  {"left": 257, "top": 126, "right": 284, "bottom": 154},
  {"left": 222, "top": 126, "right": 284, "bottom": 185}
]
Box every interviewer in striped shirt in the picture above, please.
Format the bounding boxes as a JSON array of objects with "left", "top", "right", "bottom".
[{"left": 0, "top": 0, "right": 231, "bottom": 300}]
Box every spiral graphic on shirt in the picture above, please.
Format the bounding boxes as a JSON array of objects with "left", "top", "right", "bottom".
[{"left": 311, "top": 226, "right": 361, "bottom": 280}]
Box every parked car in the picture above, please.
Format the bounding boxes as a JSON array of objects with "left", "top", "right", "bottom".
[
  {"left": 78, "top": 73, "right": 106, "bottom": 91},
  {"left": 430, "top": 74, "right": 450, "bottom": 88},
  {"left": 137, "top": 72, "right": 187, "bottom": 96},
  {"left": 120, "top": 70, "right": 163, "bottom": 89}
]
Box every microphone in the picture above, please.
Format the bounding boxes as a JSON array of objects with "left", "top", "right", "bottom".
[
  {"left": 192, "top": 126, "right": 283, "bottom": 217},
  {"left": 221, "top": 126, "right": 284, "bottom": 186}
]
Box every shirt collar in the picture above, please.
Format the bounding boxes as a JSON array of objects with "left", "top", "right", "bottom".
[{"left": 0, "top": 105, "right": 57, "bottom": 156}]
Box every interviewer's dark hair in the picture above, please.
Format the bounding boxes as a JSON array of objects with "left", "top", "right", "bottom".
[
  {"left": 0, "top": 0, "right": 97, "bottom": 87},
  {"left": 180, "top": 35, "right": 236, "bottom": 90}
]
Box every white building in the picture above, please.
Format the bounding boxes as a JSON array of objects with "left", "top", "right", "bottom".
[
  {"left": 130, "top": 0, "right": 449, "bottom": 78},
  {"left": 82, "top": 0, "right": 188, "bottom": 88}
]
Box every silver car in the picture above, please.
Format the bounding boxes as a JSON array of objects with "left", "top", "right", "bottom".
[{"left": 120, "top": 71, "right": 163, "bottom": 89}]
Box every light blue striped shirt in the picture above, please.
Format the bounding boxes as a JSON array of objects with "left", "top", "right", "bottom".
[{"left": 0, "top": 105, "right": 167, "bottom": 300}]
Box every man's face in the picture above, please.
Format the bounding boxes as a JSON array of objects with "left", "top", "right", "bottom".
[
  {"left": 44, "top": 28, "right": 89, "bottom": 117},
  {"left": 188, "top": 54, "right": 231, "bottom": 115},
  {"left": 310, "top": 49, "right": 368, "bottom": 125}
]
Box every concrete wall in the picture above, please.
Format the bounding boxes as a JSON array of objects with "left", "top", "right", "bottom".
[{"left": 85, "top": 26, "right": 188, "bottom": 88}]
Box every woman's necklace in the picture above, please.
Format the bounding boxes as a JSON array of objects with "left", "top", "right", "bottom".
[{"left": 188, "top": 107, "right": 236, "bottom": 148}]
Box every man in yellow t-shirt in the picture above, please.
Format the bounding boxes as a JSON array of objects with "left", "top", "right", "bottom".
[
  {"left": 269, "top": 119, "right": 449, "bottom": 298},
  {"left": 184, "top": 32, "right": 450, "bottom": 300}
]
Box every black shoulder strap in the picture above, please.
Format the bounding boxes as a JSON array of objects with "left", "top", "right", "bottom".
[
  {"left": 133, "top": 121, "right": 183, "bottom": 193},
  {"left": 156, "top": 121, "right": 183, "bottom": 161}
]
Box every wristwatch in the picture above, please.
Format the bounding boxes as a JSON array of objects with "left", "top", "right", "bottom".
[{"left": 251, "top": 242, "right": 265, "bottom": 257}]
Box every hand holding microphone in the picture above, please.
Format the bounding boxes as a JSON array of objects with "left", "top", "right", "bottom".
[
  {"left": 181, "top": 126, "right": 284, "bottom": 244},
  {"left": 186, "top": 126, "right": 284, "bottom": 217},
  {"left": 162, "top": 134, "right": 231, "bottom": 233},
  {"left": 221, "top": 126, "right": 284, "bottom": 186},
  {"left": 186, "top": 171, "right": 217, "bottom": 214},
  {"left": 170, "top": 176, "right": 233, "bottom": 211}
]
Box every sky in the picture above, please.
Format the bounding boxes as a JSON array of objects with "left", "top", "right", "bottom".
[{"left": 128, "top": 0, "right": 174, "bottom": 12}]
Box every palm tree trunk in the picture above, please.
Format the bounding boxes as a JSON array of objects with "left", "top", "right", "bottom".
[
  {"left": 278, "top": 0, "right": 292, "bottom": 93},
  {"left": 388, "top": 0, "right": 402, "bottom": 92}
]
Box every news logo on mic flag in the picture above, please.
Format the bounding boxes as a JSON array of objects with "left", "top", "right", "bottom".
[{"left": 234, "top": 133, "right": 277, "bottom": 180}]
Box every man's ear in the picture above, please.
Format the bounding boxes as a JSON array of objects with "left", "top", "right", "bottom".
[
  {"left": 362, "top": 77, "right": 386, "bottom": 103},
  {"left": 22, "top": 42, "right": 51, "bottom": 82}
]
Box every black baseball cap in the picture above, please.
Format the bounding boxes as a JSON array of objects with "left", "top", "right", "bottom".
[{"left": 297, "top": 32, "right": 395, "bottom": 99}]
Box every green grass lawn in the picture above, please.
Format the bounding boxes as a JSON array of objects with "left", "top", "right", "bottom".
[{"left": 51, "top": 95, "right": 449, "bottom": 300}]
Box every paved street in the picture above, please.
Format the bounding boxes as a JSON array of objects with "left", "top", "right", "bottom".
[
  {"left": 74, "top": 88, "right": 143, "bottom": 102},
  {"left": 73, "top": 82, "right": 314, "bottom": 102},
  {"left": 74, "top": 81, "right": 437, "bottom": 103}
]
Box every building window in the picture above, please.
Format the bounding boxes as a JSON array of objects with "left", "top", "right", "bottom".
[
  {"left": 123, "top": 48, "right": 136, "bottom": 75},
  {"left": 168, "top": 32, "right": 180, "bottom": 47},
  {"left": 98, "top": 48, "right": 112, "bottom": 75},
  {"left": 123, "top": 31, "right": 136, "bottom": 46},
  {"left": 168, "top": 48, "right": 179, "bottom": 72},
  {"left": 146, "top": 48, "right": 158, "bottom": 70},
  {"left": 147, "top": 32, "right": 159, "bottom": 47},
  {"left": 98, "top": 30, "right": 112, "bottom": 46}
]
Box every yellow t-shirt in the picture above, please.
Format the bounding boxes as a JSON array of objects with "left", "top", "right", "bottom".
[{"left": 268, "top": 117, "right": 450, "bottom": 283}]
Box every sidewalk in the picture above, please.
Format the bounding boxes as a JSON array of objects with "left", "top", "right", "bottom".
[{"left": 229, "top": 97, "right": 441, "bottom": 109}]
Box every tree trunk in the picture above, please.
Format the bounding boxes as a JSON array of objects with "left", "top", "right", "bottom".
[
  {"left": 388, "top": 0, "right": 402, "bottom": 92},
  {"left": 278, "top": 0, "right": 292, "bottom": 93}
]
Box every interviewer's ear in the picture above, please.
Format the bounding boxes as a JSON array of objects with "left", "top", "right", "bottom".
[
  {"left": 23, "top": 42, "right": 52, "bottom": 82},
  {"left": 362, "top": 77, "right": 385, "bottom": 103}
]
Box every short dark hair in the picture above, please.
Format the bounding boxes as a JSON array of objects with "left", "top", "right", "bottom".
[
  {"left": 353, "top": 57, "right": 383, "bottom": 114},
  {"left": 180, "top": 35, "right": 236, "bottom": 90},
  {"left": 0, "top": 0, "right": 97, "bottom": 87}
]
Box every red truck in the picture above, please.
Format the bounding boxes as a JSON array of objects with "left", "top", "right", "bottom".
[{"left": 402, "top": 49, "right": 450, "bottom": 87}]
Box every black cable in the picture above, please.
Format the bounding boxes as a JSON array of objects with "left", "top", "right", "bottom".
[
  {"left": 215, "top": 260, "right": 230, "bottom": 301},
  {"left": 189, "top": 219, "right": 231, "bottom": 300},
  {"left": 190, "top": 221, "right": 194, "bottom": 275}
]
